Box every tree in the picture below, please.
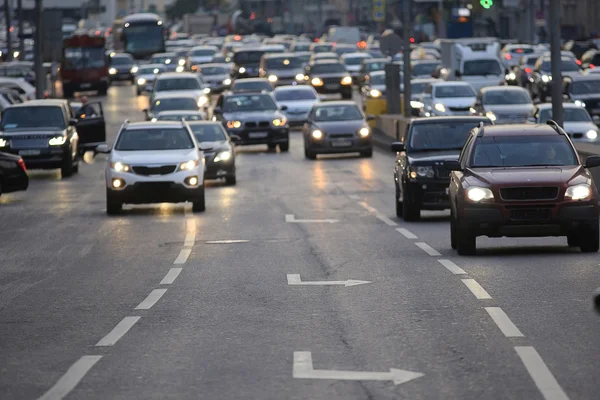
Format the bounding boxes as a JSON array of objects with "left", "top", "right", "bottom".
[{"left": 166, "top": 0, "right": 202, "bottom": 21}]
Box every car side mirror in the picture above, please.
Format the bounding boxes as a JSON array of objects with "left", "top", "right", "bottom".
[
  {"left": 584, "top": 155, "right": 600, "bottom": 168},
  {"left": 444, "top": 160, "right": 462, "bottom": 171},
  {"left": 593, "top": 115, "right": 600, "bottom": 123},
  {"left": 280, "top": 105, "right": 288, "bottom": 111},
  {"left": 95, "top": 144, "right": 111, "bottom": 154},
  {"left": 366, "top": 114, "right": 376, "bottom": 121},
  {"left": 390, "top": 142, "right": 405, "bottom": 152},
  {"left": 527, "top": 116, "right": 536, "bottom": 123},
  {"left": 68, "top": 118, "right": 78, "bottom": 126},
  {"left": 455, "top": 70, "right": 462, "bottom": 78},
  {"left": 229, "top": 134, "right": 241, "bottom": 142}
]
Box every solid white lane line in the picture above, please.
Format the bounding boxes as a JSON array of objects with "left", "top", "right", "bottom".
[
  {"left": 461, "top": 279, "right": 492, "bottom": 299},
  {"left": 358, "top": 201, "right": 378, "bottom": 213},
  {"left": 135, "top": 289, "right": 168, "bottom": 310},
  {"left": 396, "top": 228, "right": 418, "bottom": 239},
  {"left": 438, "top": 259, "right": 466, "bottom": 275},
  {"left": 515, "top": 346, "right": 569, "bottom": 400},
  {"left": 160, "top": 268, "right": 182, "bottom": 285},
  {"left": 415, "top": 242, "right": 441, "bottom": 256},
  {"left": 37, "top": 355, "right": 102, "bottom": 400},
  {"left": 95, "top": 316, "right": 140, "bottom": 347},
  {"left": 173, "top": 248, "right": 191, "bottom": 264},
  {"left": 485, "top": 307, "right": 524, "bottom": 337},
  {"left": 206, "top": 239, "right": 250, "bottom": 244},
  {"left": 376, "top": 214, "right": 398, "bottom": 226},
  {"left": 184, "top": 219, "right": 196, "bottom": 247}
]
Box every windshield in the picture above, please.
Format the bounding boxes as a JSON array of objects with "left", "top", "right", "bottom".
[
  {"left": 344, "top": 56, "right": 369, "bottom": 66},
  {"left": 369, "top": 74, "right": 385, "bottom": 85},
  {"left": 151, "top": 98, "right": 198, "bottom": 112},
  {"left": 231, "top": 81, "right": 272, "bottom": 92},
  {"left": 155, "top": 78, "right": 200, "bottom": 91},
  {"left": 293, "top": 43, "right": 311, "bottom": 51},
  {"left": 412, "top": 62, "right": 439, "bottom": 76},
  {"left": 462, "top": 60, "right": 502, "bottom": 76},
  {"left": 63, "top": 47, "right": 106, "bottom": 70},
  {"left": 223, "top": 94, "right": 277, "bottom": 112},
  {"left": 365, "top": 62, "right": 386, "bottom": 72},
  {"left": 335, "top": 47, "right": 356, "bottom": 55},
  {"left": 570, "top": 80, "right": 600, "bottom": 95},
  {"left": 115, "top": 128, "right": 194, "bottom": 151},
  {"left": 1, "top": 106, "right": 65, "bottom": 130},
  {"left": 234, "top": 51, "right": 265, "bottom": 64},
  {"left": 151, "top": 55, "right": 175, "bottom": 64},
  {"left": 274, "top": 89, "right": 317, "bottom": 101},
  {"left": 190, "top": 124, "right": 227, "bottom": 141},
  {"left": 409, "top": 121, "right": 490, "bottom": 151},
  {"left": 139, "top": 66, "right": 165, "bottom": 74},
  {"left": 310, "top": 63, "right": 347, "bottom": 74},
  {"left": 111, "top": 57, "right": 132, "bottom": 66},
  {"left": 435, "top": 85, "right": 475, "bottom": 98},
  {"left": 483, "top": 90, "right": 532, "bottom": 105},
  {"left": 313, "top": 45, "right": 334, "bottom": 52},
  {"left": 313, "top": 105, "right": 363, "bottom": 121},
  {"left": 192, "top": 49, "right": 216, "bottom": 56},
  {"left": 296, "top": 54, "right": 311, "bottom": 63},
  {"left": 412, "top": 82, "right": 430, "bottom": 94},
  {"left": 199, "top": 66, "right": 228, "bottom": 75},
  {"left": 266, "top": 57, "right": 303, "bottom": 69},
  {"left": 541, "top": 59, "right": 580, "bottom": 72},
  {"left": 123, "top": 25, "right": 165, "bottom": 55},
  {"left": 539, "top": 107, "right": 592, "bottom": 122},
  {"left": 472, "top": 135, "right": 577, "bottom": 167},
  {"left": 157, "top": 113, "right": 203, "bottom": 121}
]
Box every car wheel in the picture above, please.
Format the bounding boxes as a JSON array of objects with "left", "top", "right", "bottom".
[
  {"left": 567, "top": 232, "right": 580, "bottom": 247},
  {"left": 192, "top": 186, "right": 206, "bottom": 212},
  {"left": 402, "top": 187, "right": 420, "bottom": 222},
  {"left": 450, "top": 212, "right": 457, "bottom": 250},
  {"left": 456, "top": 220, "right": 476, "bottom": 255},
  {"left": 225, "top": 175, "right": 237, "bottom": 185},
  {"left": 395, "top": 182, "right": 403, "bottom": 217},
  {"left": 106, "top": 190, "right": 122, "bottom": 215},
  {"left": 305, "top": 148, "right": 317, "bottom": 160},
  {"left": 279, "top": 142, "right": 289, "bottom": 152},
  {"left": 360, "top": 148, "right": 373, "bottom": 158},
  {"left": 580, "top": 221, "right": 599, "bottom": 253},
  {"left": 267, "top": 143, "right": 277, "bottom": 151},
  {"left": 60, "top": 154, "right": 74, "bottom": 178}
]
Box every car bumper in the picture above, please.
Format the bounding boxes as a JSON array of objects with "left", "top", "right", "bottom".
[
  {"left": 306, "top": 136, "right": 372, "bottom": 154},
  {"left": 204, "top": 160, "right": 235, "bottom": 179},
  {"left": 406, "top": 180, "right": 450, "bottom": 210},
  {"left": 313, "top": 85, "right": 353, "bottom": 96},
  {"left": 3, "top": 172, "right": 28, "bottom": 193},
  {"left": 225, "top": 127, "right": 289, "bottom": 145},
  {"left": 4, "top": 146, "right": 69, "bottom": 169},
  {"left": 109, "top": 72, "right": 134, "bottom": 81},
  {"left": 107, "top": 182, "right": 204, "bottom": 204}
]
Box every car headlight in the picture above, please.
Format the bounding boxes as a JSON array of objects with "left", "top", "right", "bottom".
[
  {"left": 238, "top": 67, "right": 246, "bottom": 74},
  {"left": 203, "top": 87, "right": 211, "bottom": 94},
  {"left": 575, "top": 100, "right": 586, "bottom": 107},
  {"left": 176, "top": 66, "right": 184, "bottom": 73},
  {"left": 198, "top": 96, "right": 209, "bottom": 107},
  {"left": 466, "top": 186, "right": 494, "bottom": 202},
  {"left": 485, "top": 111, "right": 497, "bottom": 122},
  {"left": 110, "top": 161, "right": 131, "bottom": 172},
  {"left": 295, "top": 73, "right": 305, "bottom": 81},
  {"left": 151, "top": 118, "right": 157, "bottom": 122},
  {"left": 272, "top": 117, "right": 287, "bottom": 126},
  {"left": 541, "top": 74, "right": 552, "bottom": 82},
  {"left": 358, "top": 127, "right": 370, "bottom": 137},
  {"left": 505, "top": 72, "right": 516, "bottom": 81},
  {"left": 312, "top": 129, "right": 323, "bottom": 139},
  {"left": 178, "top": 160, "right": 199, "bottom": 171},
  {"left": 137, "top": 77, "right": 147, "bottom": 85},
  {"left": 565, "top": 184, "right": 592, "bottom": 201},
  {"left": 268, "top": 75, "right": 278, "bottom": 83},
  {"left": 311, "top": 77, "right": 323, "bottom": 86},
  {"left": 165, "top": 59, "right": 171, "bottom": 64},
  {"left": 109, "top": 68, "right": 117, "bottom": 75},
  {"left": 178, "top": 59, "right": 185, "bottom": 66},
  {"left": 49, "top": 135, "right": 67, "bottom": 146},
  {"left": 410, "top": 100, "right": 423, "bottom": 109},
  {"left": 130, "top": 66, "right": 138, "bottom": 73},
  {"left": 223, "top": 78, "right": 232, "bottom": 85},
  {"left": 586, "top": 129, "right": 598, "bottom": 139},
  {"left": 214, "top": 151, "right": 232, "bottom": 162},
  {"left": 226, "top": 120, "right": 242, "bottom": 129},
  {"left": 0, "top": 137, "right": 7, "bottom": 147},
  {"left": 434, "top": 103, "right": 446, "bottom": 113},
  {"left": 410, "top": 166, "right": 435, "bottom": 179},
  {"left": 341, "top": 76, "right": 352, "bottom": 85},
  {"left": 369, "top": 89, "right": 382, "bottom": 98}
]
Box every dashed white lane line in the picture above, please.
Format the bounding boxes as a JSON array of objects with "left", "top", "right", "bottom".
[
  {"left": 135, "top": 289, "right": 168, "bottom": 310},
  {"left": 375, "top": 213, "right": 398, "bottom": 226},
  {"left": 37, "top": 355, "right": 102, "bottom": 400},
  {"left": 184, "top": 219, "right": 196, "bottom": 247},
  {"left": 415, "top": 242, "right": 441, "bottom": 256},
  {"left": 485, "top": 307, "right": 524, "bottom": 337},
  {"left": 160, "top": 268, "right": 182, "bottom": 285},
  {"left": 396, "top": 228, "right": 418, "bottom": 239},
  {"left": 358, "top": 201, "right": 378, "bottom": 213},
  {"left": 438, "top": 259, "right": 466, "bottom": 275},
  {"left": 206, "top": 239, "right": 250, "bottom": 244},
  {"left": 173, "top": 248, "right": 192, "bottom": 264},
  {"left": 515, "top": 346, "right": 569, "bottom": 400},
  {"left": 348, "top": 194, "right": 360, "bottom": 200},
  {"left": 461, "top": 279, "right": 492, "bottom": 299},
  {"left": 95, "top": 316, "right": 140, "bottom": 347}
]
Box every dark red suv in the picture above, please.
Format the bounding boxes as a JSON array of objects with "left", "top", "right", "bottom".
[{"left": 447, "top": 121, "right": 600, "bottom": 255}]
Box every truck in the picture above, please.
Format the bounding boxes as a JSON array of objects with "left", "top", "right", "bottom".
[
  {"left": 183, "top": 13, "right": 216, "bottom": 36},
  {"left": 61, "top": 33, "right": 110, "bottom": 97}
]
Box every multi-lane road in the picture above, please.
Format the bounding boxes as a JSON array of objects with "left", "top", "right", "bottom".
[{"left": 1, "top": 84, "right": 599, "bottom": 400}]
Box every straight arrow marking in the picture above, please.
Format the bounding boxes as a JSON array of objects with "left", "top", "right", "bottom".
[
  {"left": 287, "top": 274, "right": 371, "bottom": 287},
  {"left": 293, "top": 351, "right": 424, "bottom": 386},
  {"left": 285, "top": 214, "right": 339, "bottom": 224}
]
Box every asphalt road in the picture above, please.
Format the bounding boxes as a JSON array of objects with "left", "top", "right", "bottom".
[{"left": 1, "top": 83, "right": 600, "bottom": 400}]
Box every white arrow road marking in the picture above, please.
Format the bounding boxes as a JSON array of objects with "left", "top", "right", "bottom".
[
  {"left": 293, "top": 352, "right": 424, "bottom": 386},
  {"left": 287, "top": 274, "right": 371, "bottom": 287},
  {"left": 285, "top": 214, "right": 339, "bottom": 224}
]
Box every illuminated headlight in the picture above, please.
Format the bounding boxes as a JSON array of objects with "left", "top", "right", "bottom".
[
  {"left": 505, "top": 72, "right": 516, "bottom": 81},
  {"left": 238, "top": 67, "right": 246, "bottom": 73},
  {"left": 214, "top": 151, "right": 232, "bottom": 162},
  {"left": 410, "top": 166, "right": 435, "bottom": 179},
  {"left": 178, "top": 59, "right": 186, "bottom": 66},
  {"left": 341, "top": 76, "right": 353, "bottom": 85},
  {"left": 137, "top": 78, "right": 147, "bottom": 85},
  {"left": 541, "top": 74, "right": 552, "bottom": 83},
  {"left": 311, "top": 77, "right": 323, "bottom": 86},
  {"left": 272, "top": 117, "right": 287, "bottom": 126},
  {"left": 223, "top": 78, "right": 232, "bottom": 85},
  {"left": 178, "top": 160, "right": 200, "bottom": 171},
  {"left": 49, "top": 136, "right": 67, "bottom": 146},
  {"left": 109, "top": 68, "right": 117, "bottom": 75},
  {"left": 130, "top": 66, "right": 138, "bottom": 73},
  {"left": 434, "top": 103, "right": 446, "bottom": 113},
  {"left": 565, "top": 184, "right": 592, "bottom": 200},
  {"left": 176, "top": 66, "right": 184, "bottom": 73},
  {"left": 575, "top": 100, "right": 586, "bottom": 107},
  {"left": 186, "top": 176, "right": 199, "bottom": 186},
  {"left": 466, "top": 186, "right": 494, "bottom": 202},
  {"left": 151, "top": 118, "right": 157, "bottom": 122},
  {"left": 110, "top": 162, "right": 131, "bottom": 172},
  {"left": 226, "top": 120, "right": 242, "bottom": 129},
  {"left": 165, "top": 59, "right": 172, "bottom": 64},
  {"left": 586, "top": 129, "right": 598, "bottom": 139},
  {"left": 268, "top": 75, "right": 278, "bottom": 83},
  {"left": 485, "top": 111, "right": 497, "bottom": 122},
  {"left": 198, "top": 96, "right": 209, "bottom": 107},
  {"left": 312, "top": 129, "right": 323, "bottom": 139},
  {"left": 111, "top": 178, "right": 125, "bottom": 189},
  {"left": 358, "top": 127, "right": 370, "bottom": 137},
  {"left": 369, "top": 89, "right": 382, "bottom": 98},
  {"left": 295, "top": 73, "right": 305, "bottom": 81},
  {"left": 203, "top": 87, "right": 211, "bottom": 94},
  {"left": 410, "top": 101, "right": 424, "bottom": 109},
  {"left": 0, "top": 138, "right": 7, "bottom": 147}
]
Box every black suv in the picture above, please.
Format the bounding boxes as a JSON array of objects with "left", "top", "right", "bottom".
[
  {"left": 304, "top": 60, "right": 353, "bottom": 99},
  {"left": 231, "top": 48, "right": 266, "bottom": 79},
  {"left": 563, "top": 75, "right": 600, "bottom": 116},
  {"left": 390, "top": 116, "right": 492, "bottom": 221}
]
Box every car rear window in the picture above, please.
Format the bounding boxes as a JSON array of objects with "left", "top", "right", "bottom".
[
  {"left": 471, "top": 135, "right": 577, "bottom": 167},
  {"left": 234, "top": 51, "right": 265, "bottom": 64},
  {"left": 115, "top": 128, "right": 194, "bottom": 151}
]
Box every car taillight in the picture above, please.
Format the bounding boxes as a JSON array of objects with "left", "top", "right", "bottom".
[
  {"left": 505, "top": 53, "right": 512, "bottom": 60},
  {"left": 525, "top": 67, "right": 533, "bottom": 74},
  {"left": 590, "top": 64, "right": 596, "bottom": 69},
  {"left": 18, "top": 158, "right": 26, "bottom": 172},
  {"left": 576, "top": 59, "right": 582, "bottom": 66}
]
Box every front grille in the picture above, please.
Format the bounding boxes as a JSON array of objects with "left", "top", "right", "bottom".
[
  {"left": 134, "top": 182, "right": 173, "bottom": 191},
  {"left": 132, "top": 165, "right": 177, "bottom": 176},
  {"left": 245, "top": 121, "right": 269, "bottom": 128},
  {"left": 509, "top": 207, "right": 553, "bottom": 222},
  {"left": 11, "top": 138, "right": 49, "bottom": 148},
  {"left": 322, "top": 77, "right": 341, "bottom": 85},
  {"left": 500, "top": 187, "right": 559, "bottom": 201},
  {"left": 434, "top": 166, "right": 451, "bottom": 179},
  {"left": 448, "top": 106, "right": 470, "bottom": 112},
  {"left": 329, "top": 133, "right": 353, "bottom": 139},
  {"left": 259, "top": 121, "right": 270, "bottom": 127}
]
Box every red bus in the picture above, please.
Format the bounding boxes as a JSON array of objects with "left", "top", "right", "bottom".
[{"left": 61, "top": 33, "right": 110, "bottom": 97}]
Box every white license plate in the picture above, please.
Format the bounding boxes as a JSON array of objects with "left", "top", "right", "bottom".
[
  {"left": 326, "top": 84, "right": 339, "bottom": 90},
  {"left": 80, "top": 83, "right": 91, "bottom": 89},
  {"left": 20, "top": 149, "right": 41, "bottom": 156},
  {"left": 249, "top": 132, "right": 268, "bottom": 138},
  {"left": 331, "top": 140, "right": 352, "bottom": 148}
]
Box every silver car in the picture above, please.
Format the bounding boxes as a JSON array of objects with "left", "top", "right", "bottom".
[
  {"left": 531, "top": 103, "right": 600, "bottom": 142},
  {"left": 420, "top": 81, "right": 477, "bottom": 117},
  {"left": 471, "top": 86, "right": 533, "bottom": 124},
  {"left": 273, "top": 85, "right": 319, "bottom": 127},
  {"left": 134, "top": 64, "right": 167, "bottom": 96}
]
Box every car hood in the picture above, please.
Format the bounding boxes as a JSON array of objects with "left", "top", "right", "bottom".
[
  {"left": 112, "top": 149, "right": 200, "bottom": 164},
  {"left": 0, "top": 128, "right": 65, "bottom": 137},
  {"left": 483, "top": 104, "right": 533, "bottom": 121},
  {"left": 155, "top": 89, "right": 205, "bottom": 99},
  {"left": 222, "top": 110, "right": 282, "bottom": 120},
  {"left": 563, "top": 121, "right": 598, "bottom": 133},
  {"left": 190, "top": 56, "right": 213, "bottom": 63},
  {"left": 467, "top": 166, "right": 587, "bottom": 186},
  {"left": 436, "top": 96, "right": 476, "bottom": 107},
  {"left": 202, "top": 74, "right": 228, "bottom": 81},
  {"left": 407, "top": 150, "right": 460, "bottom": 164},
  {"left": 138, "top": 74, "right": 157, "bottom": 80},
  {"left": 267, "top": 68, "right": 303, "bottom": 77},
  {"left": 314, "top": 120, "right": 366, "bottom": 134},
  {"left": 311, "top": 72, "right": 348, "bottom": 79},
  {"left": 345, "top": 65, "right": 361, "bottom": 72}
]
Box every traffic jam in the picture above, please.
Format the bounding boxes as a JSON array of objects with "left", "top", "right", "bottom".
[{"left": 2, "top": 10, "right": 600, "bottom": 400}]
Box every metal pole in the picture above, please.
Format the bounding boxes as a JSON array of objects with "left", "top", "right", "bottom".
[
  {"left": 549, "top": 0, "right": 562, "bottom": 126},
  {"left": 34, "top": 0, "right": 43, "bottom": 99},
  {"left": 4, "top": 0, "right": 11, "bottom": 61},
  {"left": 17, "top": 0, "right": 23, "bottom": 58},
  {"left": 402, "top": 0, "right": 412, "bottom": 117}
]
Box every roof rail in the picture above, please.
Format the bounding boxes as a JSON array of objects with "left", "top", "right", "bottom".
[
  {"left": 476, "top": 121, "right": 486, "bottom": 137},
  {"left": 546, "top": 119, "right": 565, "bottom": 135},
  {"left": 122, "top": 119, "right": 130, "bottom": 127}
]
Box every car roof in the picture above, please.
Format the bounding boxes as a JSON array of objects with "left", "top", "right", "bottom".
[
  {"left": 191, "top": 45, "right": 218, "bottom": 51},
  {"left": 565, "top": 74, "right": 600, "bottom": 82},
  {"left": 233, "top": 78, "right": 269, "bottom": 83},
  {"left": 156, "top": 110, "right": 201, "bottom": 115},
  {"left": 152, "top": 52, "right": 176, "bottom": 57},
  {"left": 197, "top": 63, "right": 229, "bottom": 68},
  {"left": 187, "top": 120, "right": 223, "bottom": 126},
  {"left": 263, "top": 52, "right": 299, "bottom": 59},
  {"left": 233, "top": 47, "right": 264, "bottom": 53},
  {"left": 342, "top": 52, "right": 370, "bottom": 58},
  {"left": 412, "top": 78, "right": 440, "bottom": 84},
  {"left": 138, "top": 63, "right": 166, "bottom": 69},
  {"left": 9, "top": 99, "right": 67, "bottom": 108},
  {"left": 273, "top": 85, "right": 315, "bottom": 91},
  {"left": 310, "top": 59, "right": 343, "bottom": 65},
  {"left": 224, "top": 91, "right": 271, "bottom": 97},
  {"left": 157, "top": 72, "right": 197, "bottom": 79},
  {"left": 314, "top": 100, "right": 359, "bottom": 107},
  {"left": 431, "top": 81, "right": 472, "bottom": 87},
  {"left": 365, "top": 58, "right": 388, "bottom": 63},
  {"left": 153, "top": 92, "right": 197, "bottom": 100},
  {"left": 125, "top": 121, "right": 185, "bottom": 130},
  {"left": 480, "top": 85, "right": 529, "bottom": 93},
  {"left": 536, "top": 102, "right": 583, "bottom": 110},
  {"left": 313, "top": 52, "right": 338, "bottom": 57},
  {"left": 480, "top": 124, "right": 559, "bottom": 137},
  {"left": 412, "top": 116, "right": 489, "bottom": 125}
]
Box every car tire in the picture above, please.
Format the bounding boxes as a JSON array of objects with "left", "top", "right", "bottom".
[
  {"left": 360, "top": 148, "right": 373, "bottom": 158},
  {"left": 279, "top": 142, "right": 289, "bottom": 152},
  {"left": 567, "top": 232, "right": 580, "bottom": 247},
  {"left": 106, "top": 190, "right": 122, "bottom": 215},
  {"left": 60, "top": 154, "right": 74, "bottom": 178},
  {"left": 192, "top": 187, "right": 206, "bottom": 213},
  {"left": 450, "top": 213, "right": 457, "bottom": 250},
  {"left": 580, "top": 222, "right": 599, "bottom": 253},
  {"left": 225, "top": 175, "right": 237, "bottom": 185},
  {"left": 395, "top": 182, "right": 403, "bottom": 218},
  {"left": 305, "top": 148, "right": 317, "bottom": 160},
  {"left": 402, "top": 187, "right": 420, "bottom": 222},
  {"left": 267, "top": 143, "right": 277, "bottom": 151},
  {"left": 456, "top": 220, "right": 476, "bottom": 255}
]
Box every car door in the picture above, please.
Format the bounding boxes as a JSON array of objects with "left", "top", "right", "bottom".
[{"left": 75, "top": 101, "right": 106, "bottom": 151}]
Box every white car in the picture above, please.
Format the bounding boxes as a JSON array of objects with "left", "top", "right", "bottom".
[
  {"left": 273, "top": 85, "right": 319, "bottom": 126},
  {"left": 0, "top": 77, "right": 36, "bottom": 100},
  {"left": 146, "top": 92, "right": 207, "bottom": 121},
  {"left": 420, "top": 81, "right": 477, "bottom": 117},
  {"left": 341, "top": 52, "right": 372, "bottom": 80},
  {"left": 530, "top": 103, "right": 600, "bottom": 142},
  {"left": 187, "top": 46, "right": 219, "bottom": 67},
  {"left": 151, "top": 72, "right": 209, "bottom": 107},
  {"left": 98, "top": 120, "right": 206, "bottom": 214}
]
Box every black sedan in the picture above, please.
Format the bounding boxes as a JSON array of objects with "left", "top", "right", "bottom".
[
  {"left": 303, "top": 101, "right": 373, "bottom": 159},
  {"left": 303, "top": 60, "right": 353, "bottom": 99},
  {"left": 188, "top": 121, "right": 237, "bottom": 185},
  {"left": 0, "top": 151, "right": 28, "bottom": 196}
]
